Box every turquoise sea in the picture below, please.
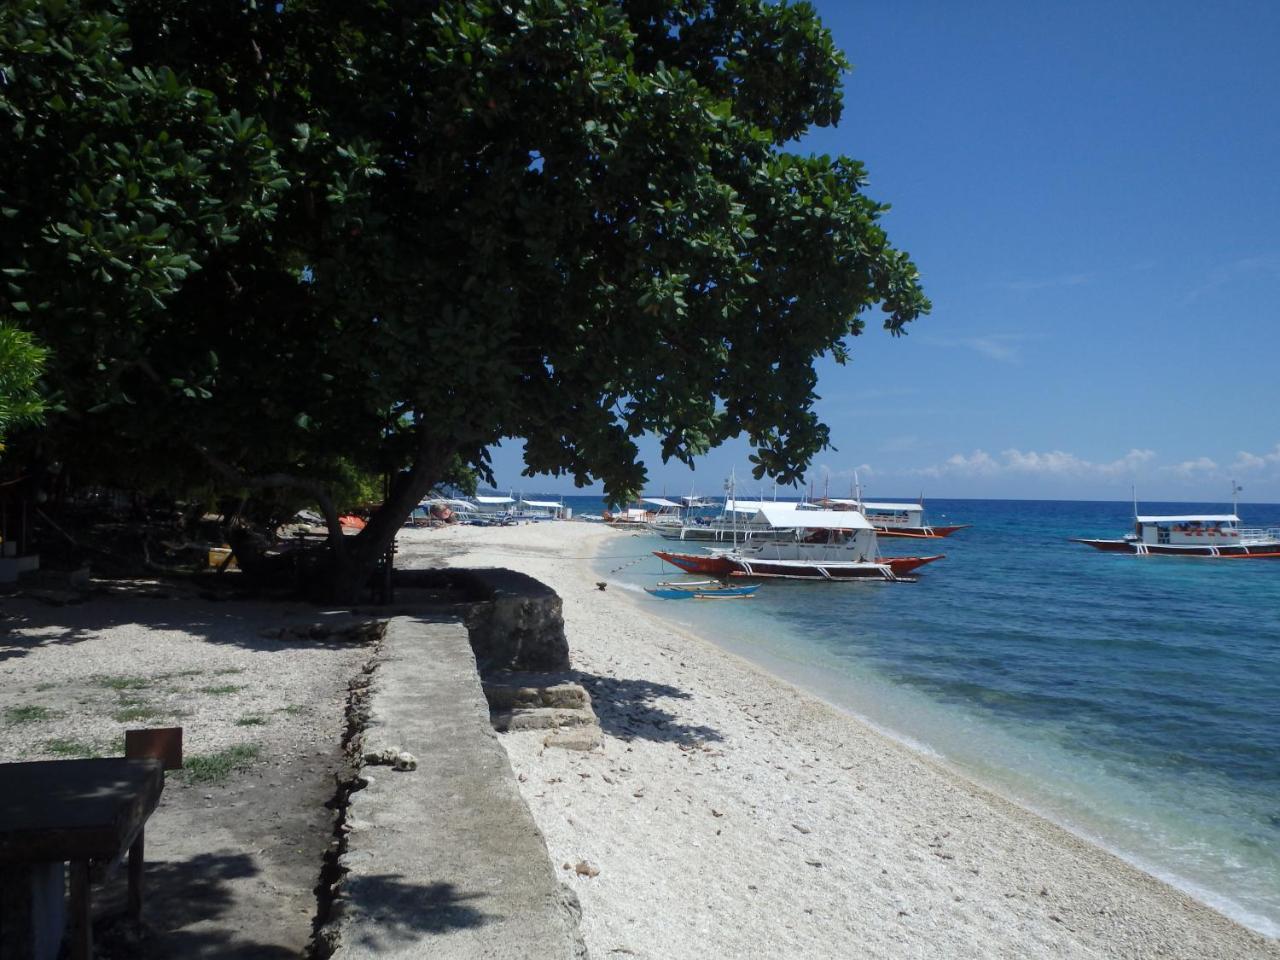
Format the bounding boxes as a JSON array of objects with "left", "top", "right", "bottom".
[{"left": 542, "top": 495, "right": 1280, "bottom": 937}]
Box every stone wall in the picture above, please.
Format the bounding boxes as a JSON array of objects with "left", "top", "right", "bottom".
[{"left": 391, "top": 568, "right": 569, "bottom": 673}]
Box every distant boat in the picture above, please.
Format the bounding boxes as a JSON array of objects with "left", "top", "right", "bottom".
[
  {"left": 1073, "top": 514, "right": 1280, "bottom": 558},
  {"left": 653, "top": 498, "right": 799, "bottom": 542},
  {"left": 656, "top": 505, "right": 943, "bottom": 582},
  {"left": 817, "top": 499, "right": 969, "bottom": 539}
]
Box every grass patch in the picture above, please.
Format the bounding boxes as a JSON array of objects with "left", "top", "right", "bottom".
[
  {"left": 163, "top": 669, "right": 204, "bottom": 679},
  {"left": 280, "top": 704, "right": 306, "bottom": 716},
  {"left": 235, "top": 715, "right": 267, "bottom": 727},
  {"left": 5, "top": 705, "right": 57, "bottom": 724},
  {"left": 212, "top": 667, "right": 245, "bottom": 676},
  {"left": 113, "top": 705, "right": 164, "bottom": 723},
  {"left": 199, "top": 684, "right": 243, "bottom": 696},
  {"left": 95, "top": 675, "right": 152, "bottom": 691},
  {"left": 182, "top": 744, "right": 261, "bottom": 784},
  {"left": 43, "top": 738, "right": 103, "bottom": 758}
]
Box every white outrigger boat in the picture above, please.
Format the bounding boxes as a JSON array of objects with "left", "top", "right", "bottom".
[
  {"left": 655, "top": 506, "right": 943, "bottom": 582},
  {"left": 815, "top": 498, "right": 969, "bottom": 539},
  {"left": 652, "top": 498, "right": 799, "bottom": 542},
  {"left": 1073, "top": 485, "right": 1280, "bottom": 558},
  {"left": 1073, "top": 515, "right": 1280, "bottom": 558}
]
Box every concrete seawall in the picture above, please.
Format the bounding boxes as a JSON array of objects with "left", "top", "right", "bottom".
[{"left": 319, "top": 615, "right": 587, "bottom": 959}]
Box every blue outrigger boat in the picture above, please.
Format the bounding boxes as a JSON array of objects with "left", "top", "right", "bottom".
[{"left": 645, "top": 580, "right": 759, "bottom": 600}]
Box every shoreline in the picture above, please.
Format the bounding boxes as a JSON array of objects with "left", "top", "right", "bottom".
[{"left": 399, "top": 522, "right": 1279, "bottom": 959}]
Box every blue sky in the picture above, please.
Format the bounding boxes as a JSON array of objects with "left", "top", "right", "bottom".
[{"left": 489, "top": 1, "right": 1280, "bottom": 502}]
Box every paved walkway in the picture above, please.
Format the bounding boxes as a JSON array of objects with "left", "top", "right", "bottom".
[{"left": 324, "top": 616, "right": 587, "bottom": 959}]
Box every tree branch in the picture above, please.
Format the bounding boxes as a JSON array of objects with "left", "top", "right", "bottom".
[{"left": 189, "top": 443, "right": 345, "bottom": 549}]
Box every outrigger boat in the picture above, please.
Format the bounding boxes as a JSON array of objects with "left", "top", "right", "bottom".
[
  {"left": 1074, "top": 484, "right": 1280, "bottom": 558},
  {"left": 1073, "top": 515, "right": 1280, "bottom": 558},
  {"left": 645, "top": 582, "right": 759, "bottom": 600},
  {"left": 652, "top": 499, "right": 799, "bottom": 542},
  {"left": 817, "top": 498, "right": 969, "bottom": 539},
  {"left": 655, "top": 506, "right": 943, "bottom": 582}
]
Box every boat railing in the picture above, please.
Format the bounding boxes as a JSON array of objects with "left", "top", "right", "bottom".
[{"left": 1239, "top": 527, "right": 1280, "bottom": 543}]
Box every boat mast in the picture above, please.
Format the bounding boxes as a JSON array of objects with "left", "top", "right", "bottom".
[{"left": 1232, "top": 479, "right": 1242, "bottom": 517}]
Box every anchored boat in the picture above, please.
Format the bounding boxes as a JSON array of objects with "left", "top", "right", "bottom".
[
  {"left": 655, "top": 506, "right": 943, "bottom": 582},
  {"left": 1073, "top": 514, "right": 1280, "bottom": 558},
  {"left": 817, "top": 498, "right": 969, "bottom": 539},
  {"left": 644, "top": 581, "right": 760, "bottom": 600},
  {"left": 1074, "top": 484, "right": 1280, "bottom": 558}
]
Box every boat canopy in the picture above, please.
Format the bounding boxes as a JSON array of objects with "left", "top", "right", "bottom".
[
  {"left": 724, "top": 499, "right": 779, "bottom": 514},
  {"left": 1136, "top": 514, "right": 1239, "bottom": 524},
  {"left": 862, "top": 502, "right": 924, "bottom": 513},
  {"left": 643, "top": 497, "right": 681, "bottom": 508},
  {"left": 755, "top": 505, "right": 873, "bottom": 530},
  {"left": 520, "top": 499, "right": 562, "bottom": 509},
  {"left": 475, "top": 495, "right": 516, "bottom": 505}
]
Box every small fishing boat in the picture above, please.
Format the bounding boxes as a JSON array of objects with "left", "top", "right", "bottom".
[
  {"left": 645, "top": 583, "right": 759, "bottom": 600},
  {"left": 655, "top": 506, "right": 943, "bottom": 582}
]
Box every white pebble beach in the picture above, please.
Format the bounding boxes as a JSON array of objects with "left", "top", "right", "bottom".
[{"left": 400, "top": 521, "right": 1280, "bottom": 960}]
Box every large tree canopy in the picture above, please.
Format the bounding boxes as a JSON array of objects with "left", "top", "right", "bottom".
[{"left": 1, "top": 0, "right": 929, "bottom": 597}]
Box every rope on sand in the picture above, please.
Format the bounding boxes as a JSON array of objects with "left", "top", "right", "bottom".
[{"left": 607, "top": 555, "right": 649, "bottom": 574}]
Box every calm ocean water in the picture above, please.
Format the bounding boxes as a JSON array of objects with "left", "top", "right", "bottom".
[{"left": 541, "top": 495, "right": 1280, "bottom": 936}]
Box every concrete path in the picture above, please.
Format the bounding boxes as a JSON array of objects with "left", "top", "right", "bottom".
[{"left": 323, "top": 616, "right": 587, "bottom": 959}]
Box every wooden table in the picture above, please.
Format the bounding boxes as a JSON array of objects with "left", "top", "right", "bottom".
[{"left": 0, "top": 758, "right": 164, "bottom": 960}]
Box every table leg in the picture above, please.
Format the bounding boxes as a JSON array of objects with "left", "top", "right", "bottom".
[
  {"left": 68, "top": 860, "right": 91, "bottom": 960},
  {"left": 128, "top": 826, "right": 145, "bottom": 924}
]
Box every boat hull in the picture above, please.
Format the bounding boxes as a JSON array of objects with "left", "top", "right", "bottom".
[
  {"left": 654, "top": 550, "right": 943, "bottom": 581},
  {"left": 653, "top": 551, "right": 738, "bottom": 576},
  {"left": 646, "top": 585, "right": 758, "bottom": 600},
  {"left": 874, "top": 524, "right": 970, "bottom": 539},
  {"left": 1072, "top": 538, "right": 1280, "bottom": 558}
]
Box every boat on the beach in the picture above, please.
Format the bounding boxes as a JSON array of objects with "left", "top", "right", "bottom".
[
  {"left": 816, "top": 498, "right": 969, "bottom": 539},
  {"left": 655, "top": 506, "right": 943, "bottom": 581},
  {"left": 1073, "top": 514, "right": 1280, "bottom": 557}
]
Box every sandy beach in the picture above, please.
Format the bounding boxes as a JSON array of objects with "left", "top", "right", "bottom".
[{"left": 400, "top": 520, "right": 1279, "bottom": 960}]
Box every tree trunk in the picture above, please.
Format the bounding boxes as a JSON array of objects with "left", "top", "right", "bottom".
[{"left": 303, "top": 444, "right": 443, "bottom": 603}]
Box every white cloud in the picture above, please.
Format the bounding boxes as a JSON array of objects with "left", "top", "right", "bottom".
[
  {"left": 908, "top": 448, "right": 1155, "bottom": 479},
  {"left": 990, "top": 272, "right": 1094, "bottom": 292},
  {"left": 880, "top": 434, "right": 920, "bottom": 453},
  {"left": 1169, "top": 457, "right": 1218, "bottom": 478},
  {"left": 923, "top": 333, "right": 1027, "bottom": 364},
  {"left": 1229, "top": 444, "right": 1280, "bottom": 473},
  {"left": 1183, "top": 252, "right": 1280, "bottom": 303}
]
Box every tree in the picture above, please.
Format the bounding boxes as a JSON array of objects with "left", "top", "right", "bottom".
[
  {"left": 4, "top": 0, "right": 929, "bottom": 599},
  {"left": 0, "top": 323, "right": 47, "bottom": 450}
]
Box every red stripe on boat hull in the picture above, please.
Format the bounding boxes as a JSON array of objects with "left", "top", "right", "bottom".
[
  {"left": 875, "top": 524, "right": 970, "bottom": 539},
  {"left": 1072, "top": 539, "right": 1280, "bottom": 558}
]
